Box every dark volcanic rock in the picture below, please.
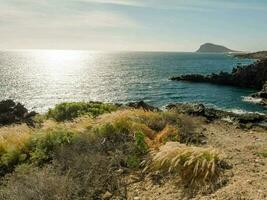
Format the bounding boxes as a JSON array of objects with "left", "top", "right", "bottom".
[
  {"left": 0, "top": 99, "right": 37, "bottom": 126},
  {"left": 251, "top": 82, "right": 267, "bottom": 106},
  {"left": 166, "top": 103, "right": 267, "bottom": 127},
  {"left": 251, "top": 82, "right": 267, "bottom": 98},
  {"left": 127, "top": 101, "right": 160, "bottom": 111},
  {"left": 0, "top": 100, "right": 16, "bottom": 112},
  {"left": 171, "top": 59, "right": 267, "bottom": 90}
]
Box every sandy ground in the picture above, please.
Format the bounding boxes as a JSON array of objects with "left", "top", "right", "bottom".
[{"left": 126, "top": 120, "right": 267, "bottom": 200}]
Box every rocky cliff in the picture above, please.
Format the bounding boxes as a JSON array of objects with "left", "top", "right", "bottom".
[{"left": 171, "top": 59, "right": 267, "bottom": 90}]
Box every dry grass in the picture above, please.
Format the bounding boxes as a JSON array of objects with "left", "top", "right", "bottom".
[
  {"left": 94, "top": 109, "right": 183, "bottom": 147},
  {"left": 148, "top": 142, "right": 224, "bottom": 190},
  {"left": 0, "top": 166, "right": 75, "bottom": 200},
  {"left": 155, "top": 125, "right": 179, "bottom": 144},
  {"left": 0, "top": 124, "right": 32, "bottom": 153}
]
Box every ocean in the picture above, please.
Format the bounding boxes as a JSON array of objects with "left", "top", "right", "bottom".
[{"left": 0, "top": 50, "right": 265, "bottom": 113}]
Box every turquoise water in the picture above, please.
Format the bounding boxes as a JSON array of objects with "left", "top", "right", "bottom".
[{"left": 0, "top": 50, "right": 265, "bottom": 113}]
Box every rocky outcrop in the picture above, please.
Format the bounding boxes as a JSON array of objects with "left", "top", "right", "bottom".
[
  {"left": 166, "top": 103, "right": 267, "bottom": 128},
  {"left": 171, "top": 59, "right": 267, "bottom": 90},
  {"left": 127, "top": 101, "right": 160, "bottom": 111},
  {"left": 250, "top": 82, "right": 267, "bottom": 106},
  {"left": 0, "top": 99, "right": 37, "bottom": 126}
]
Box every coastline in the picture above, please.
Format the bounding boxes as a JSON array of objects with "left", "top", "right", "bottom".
[{"left": 171, "top": 54, "right": 267, "bottom": 108}]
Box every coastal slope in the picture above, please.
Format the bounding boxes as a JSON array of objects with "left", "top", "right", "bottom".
[
  {"left": 0, "top": 101, "right": 266, "bottom": 200},
  {"left": 196, "top": 43, "right": 237, "bottom": 53}
]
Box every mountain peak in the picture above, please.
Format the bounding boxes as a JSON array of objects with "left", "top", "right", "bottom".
[{"left": 196, "top": 43, "right": 237, "bottom": 53}]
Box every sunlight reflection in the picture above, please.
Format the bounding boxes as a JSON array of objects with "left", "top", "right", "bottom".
[{"left": 31, "top": 50, "right": 95, "bottom": 67}]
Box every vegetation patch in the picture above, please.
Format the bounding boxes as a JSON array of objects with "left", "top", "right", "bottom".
[
  {"left": 0, "top": 104, "right": 220, "bottom": 198},
  {"left": 258, "top": 151, "right": 267, "bottom": 158},
  {"left": 47, "top": 101, "right": 118, "bottom": 121},
  {"left": 0, "top": 127, "right": 76, "bottom": 176}
]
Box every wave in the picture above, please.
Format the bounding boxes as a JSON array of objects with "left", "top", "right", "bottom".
[{"left": 242, "top": 96, "right": 262, "bottom": 104}]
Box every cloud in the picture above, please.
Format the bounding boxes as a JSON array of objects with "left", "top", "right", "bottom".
[
  {"left": 80, "top": 0, "right": 143, "bottom": 7},
  {"left": 75, "top": 0, "right": 267, "bottom": 12},
  {"left": 0, "top": 1, "right": 139, "bottom": 29}
]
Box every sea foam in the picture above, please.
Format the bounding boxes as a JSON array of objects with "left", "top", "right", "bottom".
[{"left": 242, "top": 96, "right": 262, "bottom": 104}]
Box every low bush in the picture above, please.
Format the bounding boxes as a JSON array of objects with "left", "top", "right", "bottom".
[
  {"left": 0, "top": 166, "right": 75, "bottom": 200},
  {"left": 177, "top": 114, "right": 205, "bottom": 144},
  {"left": 259, "top": 151, "right": 267, "bottom": 158},
  {"left": 52, "top": 133, "right": 131, "bottom": 199},
  {"left": 24, "top": 128, "right": 76, "bottom": 165},
  {"left": 47, "top": 102, "right": 118, "bottom": 121},
  {"left": 0, "top": 127, "right": 76, "bottom": 176}
]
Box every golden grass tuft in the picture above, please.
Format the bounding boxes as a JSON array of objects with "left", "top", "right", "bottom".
[
  {"left": 155, "top": 125, "right": 179, "bottom": 144},
  {"left": 149, "top": 142, "right": 223, "bottom": 189},
  {"left": 0, "top": 124, "right": 33, "bottom": 152}
]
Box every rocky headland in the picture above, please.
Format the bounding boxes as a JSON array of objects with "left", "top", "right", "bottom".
[{"left": 171, "top": 57, "right": 267, "bottom": 107}]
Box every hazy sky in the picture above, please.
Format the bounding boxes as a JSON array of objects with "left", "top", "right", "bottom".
[{"left": 1, "top": 0, "right": 267, "bottom": 51}]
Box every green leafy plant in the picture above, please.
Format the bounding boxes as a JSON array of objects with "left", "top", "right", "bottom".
[
  {"left": 135, "top": 131, "right": 148, "bottom": 155},
  {"left": 25, "top": 129, "right": 76, "bottom": 165}
]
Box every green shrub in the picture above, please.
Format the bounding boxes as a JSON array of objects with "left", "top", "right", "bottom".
[
  {"left": 135, "top": 131, "right": 148, "bottom": 155},
  {"left": 127, "top": 155, "right": 141, "bottom": 168},
  {"left": 0, "top": 148, "right": 27, "bottom": 176},
  {"left": 259, "top": 152, "right": 267, "bottom": 158},
  {"left": 47, "top": 102, "right": 118, "bottom": 121},
  {"left": 25, "top": 129, "right": 76, "bottom": 165},
  {"left": 93, "top": 119, "right": 131, "bottom": 139}
]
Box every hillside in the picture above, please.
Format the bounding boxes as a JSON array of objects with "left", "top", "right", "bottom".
[
  {"left": 196, "top": 43, "right": 237, "bottom": 53},
  {"left": 0, "top": 101, "right": 266, "bottom": 199}
]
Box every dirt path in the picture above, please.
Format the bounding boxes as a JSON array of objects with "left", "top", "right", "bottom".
[{"left": 126, "top": 120, "right": 267, "bottom": 200}]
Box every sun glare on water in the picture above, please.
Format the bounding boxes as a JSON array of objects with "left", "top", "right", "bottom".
[{"left": 31, "top": 50, "right": 96, "bottom": 67}]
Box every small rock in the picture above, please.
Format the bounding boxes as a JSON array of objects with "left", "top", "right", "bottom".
[
  {"left": 134, "top": 197, "right": 140, "bottom": 200},
  {"left": 115, "top": 169, "right": 124, "bottom": 174},
  {"left": 102, "top": 191, "right": 112, "bottom": 200}
]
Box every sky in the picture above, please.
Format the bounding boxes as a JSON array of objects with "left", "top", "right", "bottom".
[{"left": 0, "top": 0, "right": 267, "bottom": 52}]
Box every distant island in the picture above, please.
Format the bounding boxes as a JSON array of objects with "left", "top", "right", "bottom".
[{"left": 196, "top": 43, "right": 237, "bottom": 53}]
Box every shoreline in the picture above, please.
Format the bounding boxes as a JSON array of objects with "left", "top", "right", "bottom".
[
  {"left": 1, "top": 100, "right": 267, "bottom": 129},
  {"left": 171, "top": 54, "right": 267, "bottom": 108}
]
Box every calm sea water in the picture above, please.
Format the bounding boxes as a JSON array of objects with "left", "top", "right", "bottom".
[{"left": 0, "top": 50, "right": 265, "bottom": 113}]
